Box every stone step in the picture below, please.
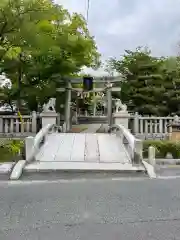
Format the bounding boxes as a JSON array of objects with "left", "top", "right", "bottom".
[
  {"left": 21, "top": 167, "right": 147, "bottom": 181},
  {"left": 24, "top": 161, "right": 145, "bottom": 172}
]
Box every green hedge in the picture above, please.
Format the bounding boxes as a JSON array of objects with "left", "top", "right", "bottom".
[
  {"left": 143, "top": 140, "right": 180, "bottom": 159},
  {"left": 2, "top": 139, "right": 180, "bottom": 161}
]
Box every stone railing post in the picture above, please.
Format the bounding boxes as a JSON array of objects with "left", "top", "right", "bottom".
[
  {"left": 133, "top": 112, "right": 139, "bottom": 134},
  {"left": 133, "top": 139, "right": 143, "bottom": 164},
  {"left": 113, "top": 111, "right": 130, "bottom": 129},
  {"left": 148, "top": 146, "right": 156, "bottom": 166},
  {"left": 31, "top": 111, "right": 37, "bottom": 133},
  {"left": 56, "top": 112, "right": 61, "bottom": 126},
  {"left": 25, "top": 136, "right": 34, "bottom": 161},
  {"left": 40, "top": 111, "right": 58, "bottom": 128},
  {"left": 0, "top": 116, "right": 3, "bottom": 133}
]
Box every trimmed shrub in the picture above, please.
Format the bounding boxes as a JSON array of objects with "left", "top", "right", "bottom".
[
  {"left": 0, "top": 139, "right": 25, "bottom": 162},
  {"left": 143, "top": 140, "right": 180, "bottom": 159}
]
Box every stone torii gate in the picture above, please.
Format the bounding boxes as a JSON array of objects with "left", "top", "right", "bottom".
[{"left": 56, "top": 76, "right": 123, "bottom": 132}]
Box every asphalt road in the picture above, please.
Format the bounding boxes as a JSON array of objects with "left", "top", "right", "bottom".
[{"left": 1, "top": 177, "right": 180, "bottom": 240}]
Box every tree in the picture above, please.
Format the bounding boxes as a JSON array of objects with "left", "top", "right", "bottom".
[
  {"left": 0, "top": 0, "right": 56, "bottom": 60},
  {"left": 0, "top": 0, "right": 100, "bottom": 111},
  {"left": 132, "top": 62, "right": 166, "bottom": 115},
  {"left": 160, "top": 57, "right": 180, "bottom": 115},
  {"left": 108, "top": 47, "right": 171, "bottom": 115}
]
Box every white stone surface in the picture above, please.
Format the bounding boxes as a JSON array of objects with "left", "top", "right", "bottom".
[
  {"left": 25, "top": 136, "right": 34, "bottom": 161},
  {"left": 27, "top": 123, "right": 55, "bottom": 163},
  {"left": 142, "top": 160, "right": 156, "bottom": 179},
  {"left": 37, "top": 133, "right": 62, "bottom": 161},
  {"left": 113, "top": 112, "right": 130, "bottom": 129},
  {"left": 25, "top": 161, "right": 145, "bottom": 172},
  {"left": 35, "top": 133, "right": 131, "bottom": 164},
  {"left": 148, "top": 146, "right": 156, "bottom": 166},
  {"left": 7, "top": 133, "right": 146, "bottom": 179},
  {"left": 0, "top": 163, "right": 14, "bottom": 173},
  {"left": 55, "top": 133, "right": 75, "bottom": 162},
  {"left": 84, "top": 134, "right": 100, "bottom": 162},
  {"left": 70, "top": 134, "right": 86, "bottom": 162},
  {"left": 98, "top": 134, "right": 128, "bottom": 163},
  {"left": 10, "top": 160, "right": 26, "bottom": 180},
  {"left": 40, "top": 112, "right": 58, "bottom": 128}
]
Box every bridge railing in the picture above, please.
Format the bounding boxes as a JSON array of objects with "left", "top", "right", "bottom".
[
  {"left": 109, "top": 124, "right": 143, "bottom": 164},
  {"left": 10, "top": 124, "right": 62, "bottom": 180},
  {"left": 26, "top": 124, "right": 62, "bottom": 164}
]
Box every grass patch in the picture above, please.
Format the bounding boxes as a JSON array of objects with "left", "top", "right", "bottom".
[{"left": 0, "top": 139, "right": 25, "bottom": 163}]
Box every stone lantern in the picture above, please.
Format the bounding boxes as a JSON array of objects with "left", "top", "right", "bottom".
[{"left": 168, "top": 115, "right": 180, "bottom": 141}]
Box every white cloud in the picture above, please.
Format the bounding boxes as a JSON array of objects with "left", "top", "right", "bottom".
[{"left": 56, "top": 0, "right": 180, "bottom": 75}]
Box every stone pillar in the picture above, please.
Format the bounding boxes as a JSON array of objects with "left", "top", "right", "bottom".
[
  {"left": 93, "top": 92, "right": 97, "bottom": 116},
  {"left": 113, "top": 111, "right": 130, "bottom": 129},
  {"left": 65, "top": 80, "right": 71, "bottom": 132},
  {"left": 148, "top": 146, "right": 156, "bottom": 166},
  {"left": 133, "top": 112, "right": 139, "bottom": 134},
  {"left": 56, "top": 112, "right": 61, "bottom": 126},
  {"left": 0, "top": 116, "right": 3, "bottom": 133},
  {"left": 40, "top": 111, "right": 58, "bottom": 128},
  {"left": 106, "top": 83, "right": 113, "bottom": 126},
  {"left": 25, "top": 136, "right": 34, "bottom": 161},
  {"left": 31, "top": 111, "right": 37, "bottom": 133}
]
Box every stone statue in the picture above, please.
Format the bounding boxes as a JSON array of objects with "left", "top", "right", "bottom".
[
  {"left": 121, "top": 103, "right": 127, "bottom": 112},
  {"left": 174, "top": 115, "right": 179, "bottom": 123},
  {"left": 43, "top": 98, "right": 56, "bottom": 112},
  {"left": 102, "top": 101, "right": 107, "bottom": 107},
  {"left": 115, "top": 99, "right": 127, "bottom": 112}
]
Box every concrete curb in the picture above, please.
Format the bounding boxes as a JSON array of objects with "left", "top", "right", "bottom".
[
  {"left": 144, "top": 158, "right": 180, "bottom": 165},
  {"left": 0, "top": 162, "right": 14, "bottom": 174},
  {"left": 0, "top": 160, "right": 148, "bottom": 180},
  {"left": 10, "top": 160, "right": 26, "bottom": 180}
]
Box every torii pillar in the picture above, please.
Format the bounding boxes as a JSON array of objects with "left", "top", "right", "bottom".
[
  {"left": 64, "top": 80, "right": 72, "bottom": 132},
  {"left": 106, "top": 82, "right": 113, "bottom": 127}
]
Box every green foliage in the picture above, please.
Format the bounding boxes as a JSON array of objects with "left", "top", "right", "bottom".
[
  {"left": 3, "top": 140, "right": 24, "bottom": 155},
  {"left": 0, "top": 139, "right": 24, "bottom": 162},
  {"left": 108, "top": 47, "right": 180, "bottom": 116},
  {"left": 143, "top": 140, "right": 180, "bottom": 159},
  {"left": 0, "top": 0, "right": 100, "bottom": 111}
]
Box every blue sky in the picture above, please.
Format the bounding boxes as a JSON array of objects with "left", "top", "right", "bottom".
[{"left": 56, "top": 0, "right": 180, "bottom": 75}]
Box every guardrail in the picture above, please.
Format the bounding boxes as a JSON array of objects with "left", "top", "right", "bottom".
[{"left": 109, "top": 124, "right": 143, "bottom": 164}]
